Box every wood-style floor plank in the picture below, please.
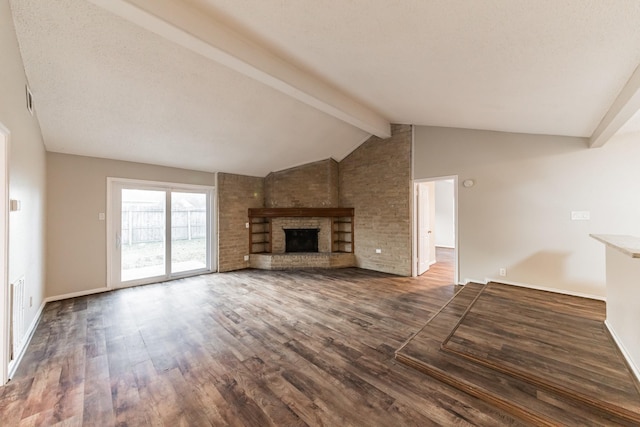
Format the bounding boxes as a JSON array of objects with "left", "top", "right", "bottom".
[
  {"left": 397, "top": 277, "right": 640, "bottom": 426},
  {"left": 442, "top": 282, "right": 640, "bottom": 421},
  {"left": 3, "top": 254, "right": 526, "bottom": 426}
]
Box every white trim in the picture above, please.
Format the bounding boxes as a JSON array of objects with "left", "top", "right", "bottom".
[
  {"left": 44, "top": 287, "right": 110, "bottom": 304},
  {"left": 412, "top": 175, "right": 459, "bottom": 285},
  {"left": 0, "top": 124, "right": 9, "bottom": 385},
  {"left": 107, "top": 177, "right": 216, "bottom": 288},
  {"left": 605, "top": 320, "right": 640, "bottom": 383},
  {"left": 411, "top": 182, "right": 417, "bottom": 276},
  {"left": 7, "top": 299, "right": 45, "bottom": 380},
  {"left": 464, "top": 276, "right": 606, "bottom": 301},
  {"left": 106, "top": 178, "right": 114, "bottom": 288},
  {"left": 214, "top": 172, "right": 220, "bottom": 273},
  {"left": 106, "top": 176, "right": 215, "bottom": 191}
]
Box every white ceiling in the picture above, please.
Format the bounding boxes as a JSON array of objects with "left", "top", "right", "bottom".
[{"left": 10, "top": 0, "right": 640, "bottom": 176}]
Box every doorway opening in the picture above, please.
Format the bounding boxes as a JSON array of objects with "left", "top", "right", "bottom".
[
  {"left": 413, "top": 177, "right": 458, "bottom": 284},
  {"left": 107, "top": 178, "right": 216, "bottom": 288},
  {"left": 0, "top": 124, "right": 8, "bottom": 385}
]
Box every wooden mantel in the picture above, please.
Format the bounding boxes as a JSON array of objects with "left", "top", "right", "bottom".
[{"left": 248, "top": 207, "right": 354, "bottom": 218}]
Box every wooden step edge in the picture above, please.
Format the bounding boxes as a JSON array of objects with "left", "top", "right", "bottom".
[
  {"left": 394, "top": 351, "right": 556, "bottom": 427},
  {"left": 440, "top": 345, "right": 640, "bottom": 425},
  {"left": 396, "top": 282, "right": 485, "bottom": 354}
]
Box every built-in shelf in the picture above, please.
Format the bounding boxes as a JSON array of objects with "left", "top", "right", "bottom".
[{"left": 248, "top": 207, "right": 354, "bottom": 255}]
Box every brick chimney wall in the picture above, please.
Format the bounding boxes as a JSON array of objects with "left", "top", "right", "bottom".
[
  {"left": 339, "top": 124, "right": 412, "bottom": 276},
  {"left": 217, "top": 173, "right": 264, "bottom": 272},
  {"left": 264, "top": 158, "right": 338, "bottom": 208},
  {"left": 216, "top": 125, "right": 412, "bottom": 276}
]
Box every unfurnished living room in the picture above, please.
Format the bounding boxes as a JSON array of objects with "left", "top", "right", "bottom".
[{"left": 2, "top": 0, "right": 640, "bottom": 425}]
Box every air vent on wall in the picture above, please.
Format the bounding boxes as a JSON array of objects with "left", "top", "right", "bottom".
[{"left": 25, "top": 85, "right": 33, "bottom": 116}]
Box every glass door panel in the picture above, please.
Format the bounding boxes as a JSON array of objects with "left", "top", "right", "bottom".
[
  {"left": 121, "top": 189, "right": 166, "bottom": 282},
  {"left": 171, "top": 191, "right": 208, "bottom": 274},
  {"left": 109, "top": 178, "right": 214, "bottom": 288}
]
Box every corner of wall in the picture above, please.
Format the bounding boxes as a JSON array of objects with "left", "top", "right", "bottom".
[
  {"left": 217, "top": 172, "right": 265, "bottom": 272},
  {"left": 338, "top": 124, "right": 413, "bottom": 276}
]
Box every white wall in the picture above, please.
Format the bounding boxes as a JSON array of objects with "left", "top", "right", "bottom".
[
  {"left": 605, "top": 246, "right": 640, "bottom": 378},
  {"left": 414, "top": 126, "right": 640, "bottom": 299},
  {"left": 46, "top": 153, "right": 215, "bottom": 298},
  {"left": 0, "top": 0, "right": 47, "bottom": 343},
  {"left": 435, "top": 179, "right": 455, "bottom": 248}
]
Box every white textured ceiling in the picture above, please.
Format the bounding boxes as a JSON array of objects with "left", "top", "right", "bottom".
[
  {"left": 10, "top": 0, "right": 369, "bottom": 176},
  {"left": 10, "top": 0, "right": 640, "bottom": 175}
]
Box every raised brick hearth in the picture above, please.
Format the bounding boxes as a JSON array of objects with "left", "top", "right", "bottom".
[{"left": 249, "top": 252, "right": 355, "bottom": 270}]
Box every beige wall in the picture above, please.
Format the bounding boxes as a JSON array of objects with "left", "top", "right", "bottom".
[
  {"left": 46, "top": 153, "right": 215, "bottom": 297},
  {"left": 217, "top": 173, "right": 264, "bottom": 272},
  {"left": 340, "top": 124, "right": 412, "bottom": 276},
  {"left": 1, "top": 0, "right": 47, "bottom": 340},
  {"left": 264, "top": 159, "right": 339, "bottom": 208},
  {"left": 414, "top": 126, "right": 640, "bottom": 298}
]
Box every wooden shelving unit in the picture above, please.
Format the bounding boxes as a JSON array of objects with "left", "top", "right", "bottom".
[
  {"left": 331, "top": 217, "right": 354, "bottom": 253},
  {"left": 249, "top": 217, "right": 271, "bottom": 254},
  {"left": 248, "top": 207, "right": 354, "bottom": 254}
]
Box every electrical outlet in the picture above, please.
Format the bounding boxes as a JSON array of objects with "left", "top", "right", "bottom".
[
  {"left": 375, "top": 248, "right": 382, "bottom": 254},
  {"left": 243, "top": 255, "right": 249, "bottom": 261},
  {"left": 499, "top": 268, "right": 507, "bottom": 277},
  {"left": 98, "top": 212, "right": 105, "bottom": 221}
]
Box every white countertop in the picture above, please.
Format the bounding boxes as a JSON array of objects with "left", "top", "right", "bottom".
[{"left": 590, "top": 234, "right": 640, "bottom": 258}]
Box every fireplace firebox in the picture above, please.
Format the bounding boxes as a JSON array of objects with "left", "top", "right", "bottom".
[{"left": 284, "top": 228, "right": 319, "bottom": 253}]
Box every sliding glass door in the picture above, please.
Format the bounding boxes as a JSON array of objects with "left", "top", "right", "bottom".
[
  {"left": 171, "top": 192, "right": 208, "bottom": 274},
  {"left": 109, "top": 179, "right": 215, "bottom": 288}
]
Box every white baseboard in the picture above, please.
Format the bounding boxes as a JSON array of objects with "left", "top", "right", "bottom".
[
  {"left": 8, "top": 299, "right": 46, "bottom": 379},
  {"left": 44, "top": 286, "right": 110, "bottom": 303},
  {"left": 462, "top": 277, "right": 605, "bottom": 301},
  {"left": 605, "top": 320, "right": 640, "bottom": 383}
]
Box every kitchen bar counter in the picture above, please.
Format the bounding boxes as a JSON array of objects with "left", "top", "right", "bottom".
[{"left": 591, "top": 234, "right": 640, "bottom": 381}]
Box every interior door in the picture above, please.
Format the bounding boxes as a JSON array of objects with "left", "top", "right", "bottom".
[{"left": 417, "top": 183, "right": 432, "bottom": 275}]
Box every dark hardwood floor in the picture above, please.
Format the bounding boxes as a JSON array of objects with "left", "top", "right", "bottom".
[
  {"left": 1, "top": 262, "right": 526, "bottom": 426},
  {"left": 397, "top": 281, "right": 640, "bottom": 426}
]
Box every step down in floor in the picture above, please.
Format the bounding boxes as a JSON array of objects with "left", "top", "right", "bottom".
[{"left": 395, "top": 282, "right": 640, "bottom": 426}]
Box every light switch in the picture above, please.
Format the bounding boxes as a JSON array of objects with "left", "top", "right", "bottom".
[
  {"left": 9, "top": 199, "right": 20, "bottom": 211},
  {"left": 571, "top": 211, "right": 590, "bottom": 221}
]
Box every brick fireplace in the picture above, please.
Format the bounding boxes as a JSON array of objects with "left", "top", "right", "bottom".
[{"left": 248, "top": 208, "right": 355, "bottom": 270}]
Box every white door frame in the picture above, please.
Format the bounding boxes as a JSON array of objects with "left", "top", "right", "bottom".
[
  {"left": 106, "top": 177, "right": 216, "bottom": 289},
  {"left": 416, "top": 182, "right": 432, "bottom": 275},
  {"left": 412, "top": 176, "right": 459, "bottom": 284},
  {"left": 0, "top": 123, "right": 9, "bottom": 385}
]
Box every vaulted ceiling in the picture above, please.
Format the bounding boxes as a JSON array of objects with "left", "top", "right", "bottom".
[{"left": 10, "top": 0, "right": 640, "bottom": 176}]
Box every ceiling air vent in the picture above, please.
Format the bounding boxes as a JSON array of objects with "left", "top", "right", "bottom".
[{"left": 25, "top": 85, "right": 34, "bottom": 116}]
